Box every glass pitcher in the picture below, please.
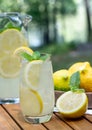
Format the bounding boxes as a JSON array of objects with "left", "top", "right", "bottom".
[{"left": 0, "top": 12, "right": 32, "bottom": 104}]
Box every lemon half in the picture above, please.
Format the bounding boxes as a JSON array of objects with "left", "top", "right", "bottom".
[
  {"left": 56, "top": 91, "right": 88, "bottom": 118},
  {"left": 20, "top": 87, "right": 43, "bottom": 116}
]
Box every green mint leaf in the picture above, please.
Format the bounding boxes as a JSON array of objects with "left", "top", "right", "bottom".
[
  {"left": 0, "top": 21, "right": 21, "bottom": 33},
  {"left": 71, "top": 88, "right": 85, "bottom": 93},
  {"left": 5, "top": 22, "right": 21, "bottom": 31},
  {"left": 21, "top": 51, "right": 50, "bottom": 61},
  {"left": 69, "top": 71, "right": 80, "bottom": 91},
  {"left": 21, "top": 52, "right": 33, "bottom": 61},
  {"left": 32, "top": 51, "right": 41, "bottom": 60}
]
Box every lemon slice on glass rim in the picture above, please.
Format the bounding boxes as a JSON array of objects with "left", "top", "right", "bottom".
[
  {"left": 24, "top": 60, "right": 43, "bottom": 91},
  {"left": 14, "top": 46, "right": 33, "bottom": 56}
]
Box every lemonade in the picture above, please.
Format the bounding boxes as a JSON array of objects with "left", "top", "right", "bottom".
[
  {"left": 0, "top": 12, "right": 32, "bottom": 103},
  {"left": 19, "top": 54, "right": 55, "bottom": 123}
]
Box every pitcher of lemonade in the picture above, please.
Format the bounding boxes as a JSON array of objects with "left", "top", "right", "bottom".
[{"left": 0, "top": 12, "right": 32, "bottom": 103}]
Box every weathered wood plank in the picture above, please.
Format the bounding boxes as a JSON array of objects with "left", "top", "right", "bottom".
[
  {"left": 43, "top": 114, "right": 73, "bottom": 130},
  {"left": 84, "top": 114, "right": 92, "bottom": 122},
  {"left": 56, "top": 112, "right": 92, "bottom": 130},
  {"left": 0, "top": 105, "right": 20, "bottom": 130},
  {"left": 2, "top": 104, "right": 47, "bottom": 130},
  {"left": 2, "top": 103, "right": 92, "bottom": 130}
]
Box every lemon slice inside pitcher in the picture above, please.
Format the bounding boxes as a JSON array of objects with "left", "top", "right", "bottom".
[
  {"left": 0, "top": 29, "right": 28, "bottom": 78},
  {"left": 0, "top": 55, "right": 21, "bottom": 78},
  {"left": 0, "top": 29, "right": 27, "bottom": 54},
  {"left": 24, "top": 60, "right": 43, "bottom": 91}
]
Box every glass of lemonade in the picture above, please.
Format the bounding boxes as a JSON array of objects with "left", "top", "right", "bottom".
[
  {"left": 19, "top": 53, "right": 55, "bottom": 123},
  {"left": 0, "top": 12, "right": 32, "bottom": 104}
]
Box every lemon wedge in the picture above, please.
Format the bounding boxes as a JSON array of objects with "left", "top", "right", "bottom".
[
  {"left": 0, "top": 55, "right": 21, "bottom": 78},
  {"left": 20, "top": 86, "right": 43, "bottom": 116},
  {"left": 56, "top": 91, "right": 88, "bottom": 118},
  {"left": 24, "top": 60, "right": 43, "bottom": 90}
]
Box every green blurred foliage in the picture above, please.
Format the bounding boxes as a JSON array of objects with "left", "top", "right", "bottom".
[{"left": 0, "top": 0, "right": 77, "bottom": 44}]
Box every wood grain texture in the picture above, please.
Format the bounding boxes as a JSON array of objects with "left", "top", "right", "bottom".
[
  {"left": 0, "top": 105, "right": 20, "bottom": 130},
  {"left": 0, "top": 104, "right": 92, "bottom": 130}
]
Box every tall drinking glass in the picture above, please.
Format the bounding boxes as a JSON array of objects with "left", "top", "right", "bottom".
[
  {"left": 20, "top": 54, "right": 55, "bottom": 123},
  {"left": 0, "top": 12, "right": 32, "bottom": 104}
]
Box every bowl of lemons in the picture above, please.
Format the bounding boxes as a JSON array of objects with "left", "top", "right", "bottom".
[{"left": 53, "top": 61, "right": 92, "bottom": 109}]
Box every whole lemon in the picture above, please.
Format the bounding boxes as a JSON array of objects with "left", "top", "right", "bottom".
[
  {"left": 69, "top": 61, "right": 92, "bottom": 92},
  {"left": 53, "top": 69, "right": 70, "bottom": 91},
  {"left": 80, "top": 68, "right": 92, "bottom": 92},
  {"left": 69, "top": 61, "right": 91, "bottom": 75}
]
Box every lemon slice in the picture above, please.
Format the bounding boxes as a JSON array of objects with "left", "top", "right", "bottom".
[
  {"left": 24, "top": 60, "right": 43, "bottom": 90},
  {"left": 14, "top": 46, "right": 33, "bottom": 56},
  {"left": 20, "top": 86, "right": 43, "bottom": 116},
  {"left": 0, "top": 29, "right": 27, "bottom": 54},
  {"left": 56, "top": 91, "right": 88, "bottom": 118},
  {"left": 0, "top": 55, "right": 21, "bottom": 78}
]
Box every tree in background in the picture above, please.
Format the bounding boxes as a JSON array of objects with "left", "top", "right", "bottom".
[
  {"left": 24, "top": 0, "right": 77, "bottom": 44},
  {"left": 84, "top": 0, "right": 92, "bottom": 42}
]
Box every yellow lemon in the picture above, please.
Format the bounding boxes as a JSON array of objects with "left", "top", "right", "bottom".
[
  {"left": 53, "top": 69, "right": 70, "bottom": 91},
  {"left": 0, "top": 28, "right": 27, "bottom": 54},
  {"left": 69, "top": 62, "right": 92, "bottom": 92},
  {"left": 80, "top": 68, "right": 92, "bottom": 92},
  {"left": 69, "top": 61, "right": 91, "bottom": 75},
  {"left": 24, "top": 60, "right": 43, "bottom": 90},
  {"left": 0, "top": 55, "right": 21, "bottom": 78},
  {"left": 20, "top": 86, "right": 43, "bottom": 116},
  {"left": 14, "top": 46, "right": 33, "bottom": 56},
  {"left": 56, "top": 91, "right": 88, "bottom": 118}
]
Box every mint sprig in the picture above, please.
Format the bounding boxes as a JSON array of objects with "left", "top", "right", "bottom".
[
  {"left": 21, "top": 51, "right": 50, "bottom": 61},
  {"left": 69, "top": 71, "right": 85, "bottom": 92},
  {"left": 0, "top": 21, "right": 21, "bottom": 33}
]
